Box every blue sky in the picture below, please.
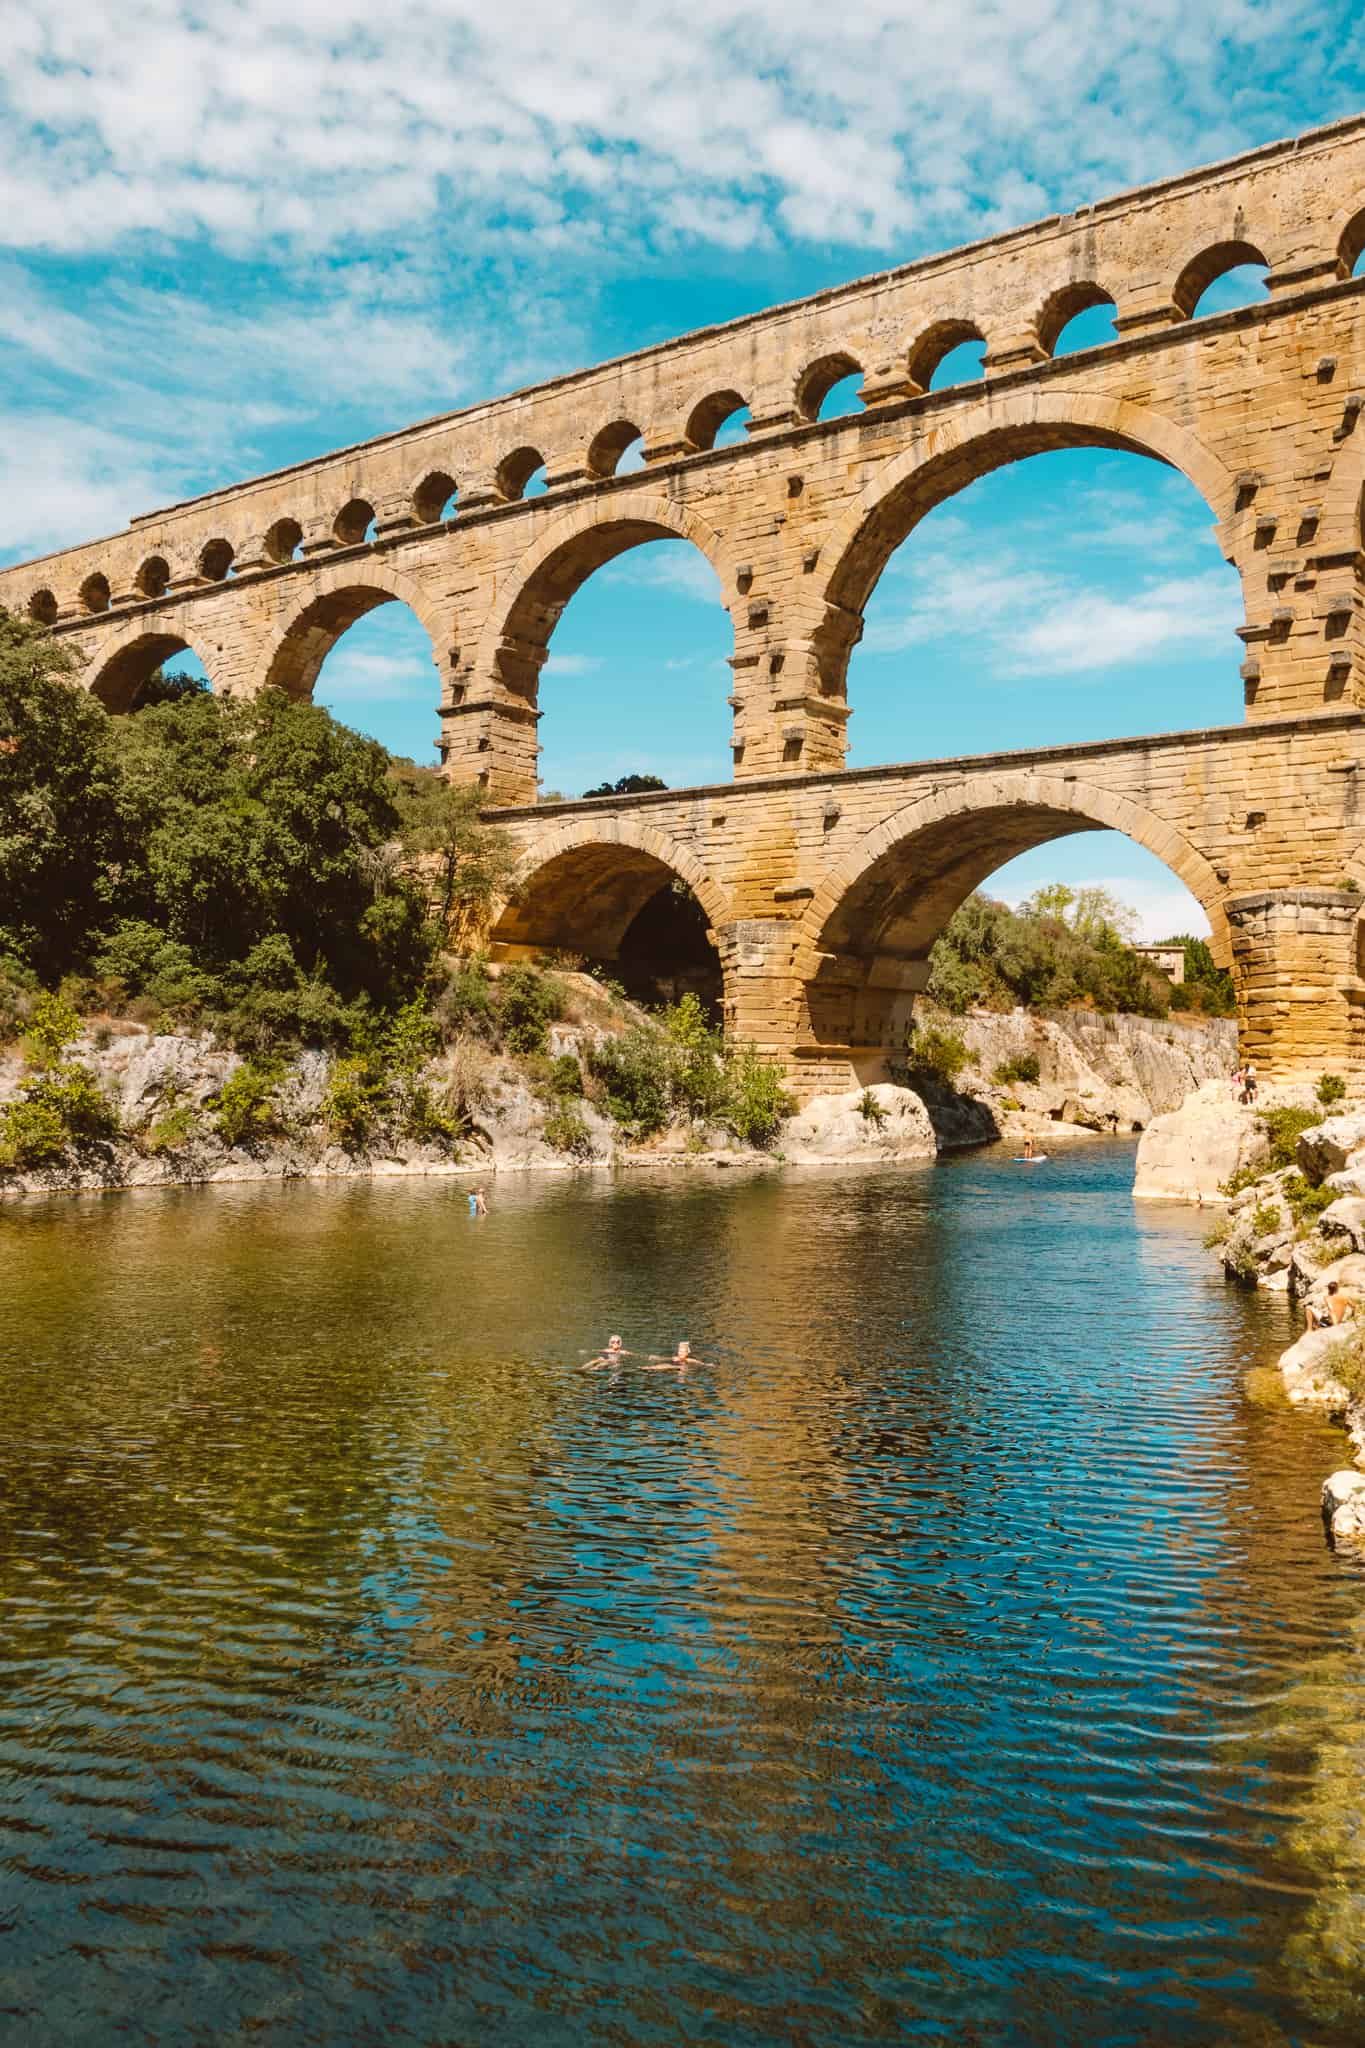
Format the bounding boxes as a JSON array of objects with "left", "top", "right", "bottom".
[{"left": 3, "top": 2, "right": 1364, "bottom": 938}]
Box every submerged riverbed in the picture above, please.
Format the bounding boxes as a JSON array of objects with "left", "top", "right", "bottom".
[{"left": 2, "top": 1145, "right": 1364, "bottom": 2046}]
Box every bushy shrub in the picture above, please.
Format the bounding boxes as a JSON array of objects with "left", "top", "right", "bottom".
[
  {"left": 1261, "top": 1106, "right": 1324, "bottom": 1170},
  {"left": 0, "top": 1097, "right": 69, "bottom": 1170},
  {"left": 589, "top": 1027, "right": 672, "bottom": 1135},
  {"left": 438, "top": 958, "right": 494, "bottom": 1036},
  {"left": 321, "top": 1056, "right": 383, "bottom": 1148},
  {"left": 0, "top": 991, "right": 119, "bottom": 1170},
  {"left": 906, "top": 1025, "right": 969, "bottom": 1086},
  {"left": 1317, "top": 1072, "right": 1346, "bottom": 1107},
  {"left": 1283, "top": 1171, "right": 1337, "bottom": 1227},
  {"left": 142, "top": 1097, "right": 197, "bottom": 1156},
  {"left": 497, "top": 965, "right": 565, "bottom": 1055},
  {"left": 1250, "top": 1199, "right": 1284, "bottom": 1237},
  {"left": 724, "top": 1047, "right": 794, "bottom": 1148},
  {"left": 993, "top": 1052, "right": 1041, "bottom": 1087},
  {"left": 0, "top": 955, "right": 40, "bottom": 1045},
  {"left": 212, "top": 1061, "right": 281, "bottom": 1147},
  {"left": 543, "top": 1105, "right": 596, "bottom": 1158},
  {"left": 663, "top": 993, "right": 730, "bottom": 1123},
  {"left": 858, "top": 1088, "right": 887, "bottom": 1125}
]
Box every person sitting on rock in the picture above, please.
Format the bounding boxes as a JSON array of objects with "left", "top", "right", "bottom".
[{"left": 1305, "top": 1279, "right": 1354, "bottom": 1332}]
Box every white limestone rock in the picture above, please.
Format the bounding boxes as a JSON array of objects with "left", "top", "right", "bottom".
[
  {"left": 1319, "top": 1196, "right": 1365, "bottom": 1250},
  {"left": 1132, "top": 1081, "right": 1268, "bottom": 1204},
  {"left": 783, "top": 1084, "right": 937, "bottom": 1163},
  {"left": 1277, "top": 1322, "right": 1359, "bottom": 1413},
  {"left": 1297, "top": 1113, "right": 1365, "bottom": 1184},
  {"left": 1322, "top": 1469, "right": 1365, "bottom": 1542}
]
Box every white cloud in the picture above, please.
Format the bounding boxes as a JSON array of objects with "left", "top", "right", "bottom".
[
  {"left": 542, "top": 652, "right": 601, "bottom": 676},
  {"left": 0, "top": 1, "right": 1330, "bottom": 264},
  {"left": 1006, "top": 570, "right": 1243, "bottom": 674},
  {"left": 600, "top": 548, "right": 724, "bottom": 604},
  {"left": 314, "top": 646, "right": 437, "bottom": 701},
  {"left": 863, "top": 545, "right": 1242, "bottom": 679}
]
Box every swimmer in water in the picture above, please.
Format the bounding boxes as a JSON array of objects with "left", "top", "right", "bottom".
[
  {"left": 645, "top": 1339, "right": 711, "bottom": 1373},
  {"left": 581, "top": 1334, "right": 631, "bottom": 1372},
  {"left": 468, "top": 1186, "right": 488, "bottom": 1216}
]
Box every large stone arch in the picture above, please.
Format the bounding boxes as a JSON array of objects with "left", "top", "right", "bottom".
[
  {"left": 260, "top": 558, "right": 448, "bottom": 702},
  {"left": 794, "top": 768, "right": 1231, "bottom": 986},
  {"left": 83, "top": 617, "right": 221, "bottom": 713},
  {"left": 808, "top": 389, "right": 1242, "bottom": 705},
  {"left": 471, "top": 493, "right": 733, "bottom": 698},
  {"left": 491, "top": 811, "right": 733, "bottom": 968}
]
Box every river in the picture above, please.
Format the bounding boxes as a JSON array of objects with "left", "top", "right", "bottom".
[{"left": 2, "top": 1145, "right": 1364, "bottom": 2046}]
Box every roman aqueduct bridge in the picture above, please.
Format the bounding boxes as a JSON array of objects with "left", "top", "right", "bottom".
[{"left": 5, "top": 116, "right": 1365, "bottom": 1091}]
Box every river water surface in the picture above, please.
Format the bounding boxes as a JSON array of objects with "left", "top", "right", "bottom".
[{"left": 3, "top": 1145, "right": 1365, "bottom": 2046}]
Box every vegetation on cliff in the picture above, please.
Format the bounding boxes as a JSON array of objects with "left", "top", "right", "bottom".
[
  {"left": 925, "top": 884, "right": 1232, "bottom": 1020},
  {"left": 0, "top": 618, "right": 794, "bottom": 1176}
]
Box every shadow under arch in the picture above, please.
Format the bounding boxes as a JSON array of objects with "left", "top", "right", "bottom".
[
  {"left": 472, "top": 493, "right": 732, "bottom": 693},
  {"left": 491, "top": 815, "right": 733, "bottom": 983},
  {"left": 794, "top": 769, "right": 1231, "bottom": 1002},
  {"left": 85, "top": 621, "right": 219, "bottom": 713},
  {"left": 261, "top": 559, "right": 446, "bottom": 702},
  {"left": 813, "top": 390, "right": 1241, "bottom": 703}
]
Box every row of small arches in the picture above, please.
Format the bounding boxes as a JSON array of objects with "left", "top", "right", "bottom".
[{"left": 23, "top": 223, "right": 1365, "bottom": 626}]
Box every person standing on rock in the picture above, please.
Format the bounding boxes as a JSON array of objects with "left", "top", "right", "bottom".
[{"left": 1244, "top": 1063, "right": 1258, "bottom": 1105}]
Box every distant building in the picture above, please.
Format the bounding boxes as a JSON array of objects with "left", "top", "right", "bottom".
[{"left": 1134, "top": 944, "right": 1186, "bottom": 984}]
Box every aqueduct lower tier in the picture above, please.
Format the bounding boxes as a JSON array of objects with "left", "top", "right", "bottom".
[{"left": 489, "top": 713, "right": 1365, "bottom": 1096}]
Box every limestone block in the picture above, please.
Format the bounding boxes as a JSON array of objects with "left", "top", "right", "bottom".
[
  {"left": 1322, "top": 1468, "right": 1365, "bottom": 1542},
  {"left": 1277, "top": 1321, "right": 1359, "bottom": 1411},
  {"left": 782, "top": 1083, "right": 937, "bottom": 1164},
  {"left": 1132, "top": 1082, "right": 1269, "bottom": 1203},
  {"left": 1319, "top": 1196, "right": 1365, "bottom": 1250},
  {"left": 1298, "top": 1114, "right": 1365, "bottom": 1184}
]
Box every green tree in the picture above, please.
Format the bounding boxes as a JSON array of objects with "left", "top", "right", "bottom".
[
  {"left": 388, "top": 763, "right": 518, "bottom": 946},
  {"left": 0, "top": 613, "right": 127, "bottom": 978},
  {"left": 581, "top": 773, "right": 668, "bottom": 798}
]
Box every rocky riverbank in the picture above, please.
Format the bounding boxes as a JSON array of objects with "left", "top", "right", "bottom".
[
  {"left": 0, "top": 991, "right": 1235, "bottom": 1198},
  {"left": 1140, "top": 1085, "right": 1365, "bottom": 1544}
]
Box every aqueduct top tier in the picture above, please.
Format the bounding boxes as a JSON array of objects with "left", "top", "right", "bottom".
[{"left": 4, "top": 113, "right": 1365, "bottom": 804}]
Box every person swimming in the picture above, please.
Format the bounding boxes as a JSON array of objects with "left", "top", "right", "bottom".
[
  {"left": 468, "top": 1186, "right": 488, "bottom": 1216},
  {"left": 581, "top": 1334, "right": 631, "bottom": 1372},
  {"left": 644, "top": 1340, "right": 711, "bottom": 1372}
]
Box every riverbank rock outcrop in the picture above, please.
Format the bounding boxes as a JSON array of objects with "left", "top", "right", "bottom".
[
  {"left": 1132, "top": 1082, "right": 1269, "bottom": 1204},
  {"left": 782, "top": 1085, "right": 939, "bottom": 1163},
  {"left": 1322, "top": 1469, "right": 1365, "bottom": 1543}
]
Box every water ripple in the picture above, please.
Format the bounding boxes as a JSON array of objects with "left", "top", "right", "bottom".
[{"left": 2, "top": 1147, "right": 1365, "bottom": 2045}]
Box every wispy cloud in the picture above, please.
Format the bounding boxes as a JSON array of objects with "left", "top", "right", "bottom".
[{"left": 864, "top": 542, "right": 1241, "bottom": 679}]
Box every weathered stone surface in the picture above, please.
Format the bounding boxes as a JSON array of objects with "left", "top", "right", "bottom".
[
  {"left": 1319, "top": 1196, "right": 1365, "bottom": 1250},
  {"left": 1277, "top": 1322, "right": 1360, "bottom": 1412},
  {"left": 6, "top": 119, "right": 1365, "bottom": 1096},
  {"left": 1132, "top": 1082, "right": 1269, "bottom": 1204},
  {"left": 1322, "top": 1469, "right": 1365, "bottom": 1542},
  {"left": 1298, "top": 1115, "right": 1365, "bottom": 1185},
  {"left": 782, "top": 1084, "right": 937, "bottom": 1164}
]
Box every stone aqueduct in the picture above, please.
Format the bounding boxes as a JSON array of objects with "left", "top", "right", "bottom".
[{"left": 6, "top": 116, "right": 1365, "bottom": 1093}]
